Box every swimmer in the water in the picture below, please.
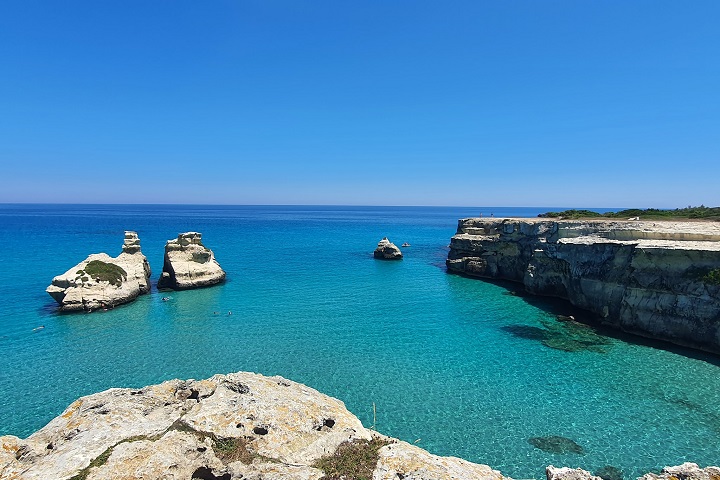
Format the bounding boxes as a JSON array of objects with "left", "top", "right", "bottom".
[{"left": 32, "top": 325, "right": 45, "bottom": 332}]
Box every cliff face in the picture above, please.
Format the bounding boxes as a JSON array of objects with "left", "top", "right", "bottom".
[
  {"left": 157, "top": 232, "right": 226, "bottom": 290},
  {"left": 46, "top": 231, "right": 151, "bottom": 312},
  {"left": 447, "top": 218, "right": 720, "bottom": 353}
]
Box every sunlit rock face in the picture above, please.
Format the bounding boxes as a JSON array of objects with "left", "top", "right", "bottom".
[
  {"left": 46, "top": 231, "right": 151, "bottom": 312},
  {"left": 447, "top": 218, "right": 720, "bottom": 353},
  {"left": 157, "top": 232, "right": 226, "bottom": 290}
]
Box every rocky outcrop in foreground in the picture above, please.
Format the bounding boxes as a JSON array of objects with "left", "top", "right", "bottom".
[
  {"left": 374, "top": 237, "right": 403, "bottom": 260},
  {"left": 1, "top": 372, "right": 716, "bottom": 480},
  {"left": 157, "top": 232, "right": 226, "bottom": 290},
  {"left": 0, "top": 372, "right": 507, "bottom": 480},
  {"left": 447, "top": 218, "right": 720, "bottom": 353},
  {"left": 547, "top": 463, "right": 720, "bottom": 480},
  {"left": 46, "top": 232, "right": 151, "bottom": 312}
]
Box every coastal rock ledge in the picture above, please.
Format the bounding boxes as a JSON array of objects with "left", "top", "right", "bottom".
[
  {"left": 0, "top": 372, "right": 507, "bottom": 480},
  {"left": 446, "top": 218, "right": 720, "bottom": 353},
  {"left": 2, "top": 373, "right": 716, "bottom": 480},
  {"left": 157, "top": 232, "right": 226, "bottom": 290},
  {"left": 46, "top": 231, "right": 151, "bottom": 312}
]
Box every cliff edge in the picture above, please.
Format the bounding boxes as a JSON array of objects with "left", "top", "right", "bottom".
[
  {"left": 447, "top": 218, "right": 720, "bottom": 353},
  {"left": 0, "top": 372, "right": 506, "bottom": 480}
]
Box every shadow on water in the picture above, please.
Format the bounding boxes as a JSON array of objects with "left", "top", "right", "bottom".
[{"left": 452, "top": 273, "right": 720, "bottom": 365}]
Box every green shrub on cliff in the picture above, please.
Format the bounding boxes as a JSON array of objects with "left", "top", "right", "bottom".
[
  {"left": 80, "top": 260, "right": 127, "bottom": 286},
  {"left": 538, "top": 206, "right": 720, "bottom": 221},
  {"left": 538, "top": 210, "right": 603, "bottom": 219},
  {"left": 701, "top": 268, "right": 720, "bottom": 286},
  {"left": 313, "top": 438, "right": 392, "bottom": 480}
]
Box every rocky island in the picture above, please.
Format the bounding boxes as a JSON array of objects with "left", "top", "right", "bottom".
[
  {"left": 374, "top": 237, "right": 403, "bottom": 260},
  {"left": 1, "top": 372, "right": 717, "bottom": 480},
  {"left": 157, "top": 232, "right": 226, "bottom": 290},
  {"left": 447, "top": 218, "right": 720, "bottom": 353},
  {"left": 46, "top": 231, "right": 151, "bottom": 312}
]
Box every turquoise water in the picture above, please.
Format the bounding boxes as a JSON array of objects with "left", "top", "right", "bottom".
[{"left": 0, "top": 205, "right": 718, "bottom": 479}]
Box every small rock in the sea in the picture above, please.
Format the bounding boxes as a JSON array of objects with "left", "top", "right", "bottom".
[
  {"left": 374, "top": 237, "right": 403, "bottom": 260},
  {"left": 528, "top": 435, "right": 585, "bottom": 454}
]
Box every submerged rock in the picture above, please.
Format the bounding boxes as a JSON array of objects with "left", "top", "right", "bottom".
[
  {"left": 374, "top": 237, "right": 403, "bottom": 260},
  {"left": 46, "top": 231, "right": 151, "bottom": 312},
  {"left": 0, "top": 372, "right": 508, "bottom": 480},
  {"left": 501, "top": 317, "right": 613, "bottom": 353},
  {"left": 157, "top": 232, "right": 226, "bottom": 290},
  {"left": 596, "top": 465, "right": 624, "bottom": 480},
  {"left": 528, "top": 435, "right": 585, "bottom": 454}
]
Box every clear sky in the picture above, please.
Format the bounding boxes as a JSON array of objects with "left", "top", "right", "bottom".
[{"left": 1, "top": 1, "right": 718, "bottom": 207}]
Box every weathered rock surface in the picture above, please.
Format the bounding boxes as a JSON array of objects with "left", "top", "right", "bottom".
[
  {"left": 548, "top": 463, "right": 720, "bottom": 480},
  {"left": 374, "top": 237, "right": 403, "bottom": 260},
  {"left": 157, "top": 232, "right": 226, "bottom": 290},
  {"left": 447, "top": 218, "right": 720, "bottom": 353},
  {"left": 0, "top": 372, "right": 507, "bottom": 480},
  {"left": 46, "top": 231, "right": 151, "bottom": 312}
]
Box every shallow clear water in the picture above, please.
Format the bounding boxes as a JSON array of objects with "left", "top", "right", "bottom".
[{"left": 0, "top": 205, "right": 717, "bottom": 479}]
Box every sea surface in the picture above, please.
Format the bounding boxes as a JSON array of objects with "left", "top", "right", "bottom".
[{"left": 0, "top": 204, "right": 718, "bottom": 479}]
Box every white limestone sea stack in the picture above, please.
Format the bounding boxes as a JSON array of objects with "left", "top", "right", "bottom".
[
  {"left": 0, "top": 372, "right": 507, "bottom": 480},
  {"left": 157, "top": 232, "right": 226, "bottom": 290},
  {"left": 45, "top": 231, "right": 151, "bottom": 312},
  {"left": 374, "top": 237, "right": 403, "bottom": 260}
]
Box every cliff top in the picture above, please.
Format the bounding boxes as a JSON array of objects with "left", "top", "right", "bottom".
[{"left": 456, "top": 218, "right": 720, "bottom": 251}]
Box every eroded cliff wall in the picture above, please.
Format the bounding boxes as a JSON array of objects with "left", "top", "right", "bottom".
[{"left": 447, "top": 218, "right": 720, "bottom": 353}]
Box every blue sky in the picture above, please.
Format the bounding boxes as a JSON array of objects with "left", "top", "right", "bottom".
[{"left": 1, "top": 1, "right": 718, "bottom": 207}]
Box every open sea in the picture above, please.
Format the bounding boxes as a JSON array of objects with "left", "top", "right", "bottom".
[{"left": 0, "top": 204, "right": 718, "bottom": 479}]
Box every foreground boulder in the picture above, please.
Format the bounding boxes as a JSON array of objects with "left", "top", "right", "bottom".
[
  {"left": 46, "top": 231, "right": 151, "bottom": 312},
  {"left": 374, "top": 237, "right": 403, "bottom": 260},
  {"left": 547, "top": 463, "right": 720, "bottom": 480},
  {"left": 0, "top": 372, "right": 507, "bottom": 480},
  {"left": 157, "top": 232, "right": 226, "bottom": 290}
]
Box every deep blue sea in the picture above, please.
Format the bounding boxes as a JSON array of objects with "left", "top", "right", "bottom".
[{"left": 0, "top": 205, "right": 718, "bottom": 479}]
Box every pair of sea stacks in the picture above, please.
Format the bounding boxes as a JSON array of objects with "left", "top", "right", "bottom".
[{"left": 46, "top": 232, "right": 225, "bottom": 312}]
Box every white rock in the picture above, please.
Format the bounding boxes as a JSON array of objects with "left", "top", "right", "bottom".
[
  {"left": 157, "top": 232, "right": 225, "bottom": 290},
  {"left": 46, "top": 231, "right": 151, "bottom": 312}
]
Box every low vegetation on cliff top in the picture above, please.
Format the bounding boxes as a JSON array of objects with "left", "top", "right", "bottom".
[
  {"left": 312, "top": 437, "right": 392, "bottom": 480},
  {"left": 77, "top": 260, "right": 127, "bottom": 286},
  {"left": 538, "top": 205, "right": 720, "bottom": 221}
]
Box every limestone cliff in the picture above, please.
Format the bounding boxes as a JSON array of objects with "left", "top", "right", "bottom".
[
  {"left": 46, "top": 232, "right": 151, "bottom": 312},
  {"left": 157, "top": 232, "right": 226, "bottom": 290},
  {"left": 0, "top": 372, "right": 507, "bottom": 480},
  {"left": 447, "top": 218, "right": 720, "bottom": 353}
]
